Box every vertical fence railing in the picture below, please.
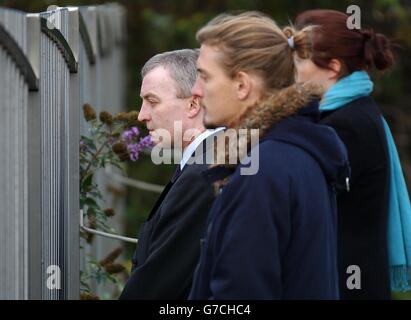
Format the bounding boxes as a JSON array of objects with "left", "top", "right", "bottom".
[
  {"left": 0, "top": 3, "right": 126, "bottom": 300},
  {"left": 78, "top": 3, "right": 127, "bottom": 298},
  {"left": 39, "top": 6, "right": 81, "bottom": 300},
  {"left": 0, "top": 8, "right": 33, "bottom": 300}
]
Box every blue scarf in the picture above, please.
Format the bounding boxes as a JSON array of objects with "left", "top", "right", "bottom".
[{"left": 320, "top": 70, "right": 411, "bottom": 292}]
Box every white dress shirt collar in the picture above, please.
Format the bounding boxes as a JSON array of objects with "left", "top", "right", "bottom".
[{"left": 180, "top": 127, "right": 225, "bottom": 170}]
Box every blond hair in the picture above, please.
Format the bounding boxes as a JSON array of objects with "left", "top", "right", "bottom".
[{"left": 196, "top": 11, "right": 313, "bottom": 90}]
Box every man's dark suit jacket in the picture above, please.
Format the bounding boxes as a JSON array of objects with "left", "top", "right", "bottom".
[{"left": 119, "top": 133, "right": 217, "bottom": 300}]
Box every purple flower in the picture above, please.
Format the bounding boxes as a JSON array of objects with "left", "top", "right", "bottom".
[
  {"left": 124, "top": 135, "right": 154, "bottom": 162},
  {"left": 122, "top": 130, "right": 133, "bottom": 142},
  {"left": 131, "top": 127, "right": 140, "bottom": 136},
  {"left": 138, "top": 135, "right": 154, "bottom": 149},
  {"left": 127, "top": 143, "right": 139, "bottom": 162},
  {"left": 119, "top": 127, "right": 153, "bottom": 162},
  {"left": 122, "top": 126, "right": 140, "bottom": 143}
]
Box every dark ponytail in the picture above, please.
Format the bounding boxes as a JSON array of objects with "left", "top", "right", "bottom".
[{"left": 362, "top": 30, "right": 395, "bottom": 71}]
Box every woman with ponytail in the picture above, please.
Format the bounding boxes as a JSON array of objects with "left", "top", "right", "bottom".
[{"left": 288, "top": 9, "right": 410, "bottom": 299}]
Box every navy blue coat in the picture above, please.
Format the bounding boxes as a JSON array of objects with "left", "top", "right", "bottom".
[{"left": 189, "top": 101, "right": 350, "bottom": 300}]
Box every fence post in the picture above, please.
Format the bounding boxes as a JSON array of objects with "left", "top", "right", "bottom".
[{"left": 26, "top": 12, "right": 42, "bottom": 300}]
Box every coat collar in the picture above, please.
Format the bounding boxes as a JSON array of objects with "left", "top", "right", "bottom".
[{"left": 206, "top": 82, "right": 324, "bottom": 189}]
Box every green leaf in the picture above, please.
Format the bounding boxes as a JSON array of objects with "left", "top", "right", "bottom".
[
  {"left": 81, "top": 173, "right": 94, "bottom": 190},
  {"left": 81, "top": 135, "right": 97, "bottom": 151},
  {"left": 106, "top": 273, "right": 120, "bottom": 284},
  {"left": 89, "top": 191, "right": 103, "bottom": 200},
  {"left": 87, "top": 207, "right": 96, "bottom": 217},
  {"left": 80, "top": 197, "right": 87, "bottom": 209},
  {"left": 107, "top": 159, "right": 125, "bottom": 172},
  {"left": 85, "top": 197, "right": 99, "bottom": 210}
]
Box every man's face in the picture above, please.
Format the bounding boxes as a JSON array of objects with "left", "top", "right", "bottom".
[
  {"left": 192, "top": 44, "right": 238, "bottom": 128},
  {"left": 138, "top": 66, "right": 189, "bottom": 148}
]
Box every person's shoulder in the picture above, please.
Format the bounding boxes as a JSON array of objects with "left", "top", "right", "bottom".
[
  {"left": 257, "top": 138, "right": 308, "bottom": 170},
  {"left": 159, "top": 164, "right": 215, "bottom": 219},
  {"left": 227, "top": 139, "right": 298, "bottom": 189},
  {"left": 180, "top": 162, "right": 211, "bottom": 179},
  {"left": 173, "top": 163, "right": 214, "bottom": 195},
  {"left": 320, "top": 96, "right": 387, "bottom": 151},
  {"left": 321, "top": 96, "right": 383, "bottom": 129}
]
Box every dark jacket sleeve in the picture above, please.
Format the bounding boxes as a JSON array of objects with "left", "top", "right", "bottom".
[
  {"left": 120, "top": 167, "right": 215, "bottom": 299},
  {"left": 208, "top": 158, "right": 291, "bottom": 299}
]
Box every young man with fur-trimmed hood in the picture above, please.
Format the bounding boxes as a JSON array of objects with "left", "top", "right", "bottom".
[{"left": 188, "top": 12, "right": 350, "bottom": 299}]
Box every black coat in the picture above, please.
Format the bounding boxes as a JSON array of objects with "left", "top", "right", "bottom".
[
  {"left": 320, "top": 96, "right": 391, "bottom": 299},
  {"left": 119, "top": 136, "right": 216, "bottom": 300}
]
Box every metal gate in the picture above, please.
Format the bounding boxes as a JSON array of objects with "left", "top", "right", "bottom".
[{"left": 0, "top": 4, "right": 126, "bottom": 300}]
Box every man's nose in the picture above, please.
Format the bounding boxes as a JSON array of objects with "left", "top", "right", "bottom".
[
  {"left": 191, "top": 78, "right": 202, "bottom": 97},
  {"left": 138, "top": 104, "right": 150, "bottom": 122}
]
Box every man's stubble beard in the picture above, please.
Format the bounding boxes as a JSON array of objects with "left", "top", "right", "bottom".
[
  {"left": 204, "top": 122, "right": 219, "bottom": 130},
  {"left": 202, "top": 106, "right": 219, "bottom": 129}
]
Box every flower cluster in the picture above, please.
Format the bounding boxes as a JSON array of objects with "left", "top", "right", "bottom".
[
  {"left": 81, "top": 104, "right": 154, "bottom": 165},
  {"left": 79, "top": 103, "right": 151, "bottom": 299},
  {"left": 122, "top": 126, "right": 140, "bottom": 142},
  {"left": 114, "top": 127, "right": 154, "bottom": 162}
]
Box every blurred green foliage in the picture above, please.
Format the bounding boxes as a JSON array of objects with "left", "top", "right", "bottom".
[{"left": 2, "top": 0, "right": 410, "bottom": 298}]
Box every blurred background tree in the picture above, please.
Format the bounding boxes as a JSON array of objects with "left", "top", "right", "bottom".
[{"left": 2, "top": 0, "right": 410, "bottom": 298}]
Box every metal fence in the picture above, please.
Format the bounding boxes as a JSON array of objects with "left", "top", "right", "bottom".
[{"left": 0, "top": 4, "right": 126, "bottom": 300}]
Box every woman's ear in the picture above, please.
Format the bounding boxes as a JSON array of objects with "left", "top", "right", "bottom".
[
  {"left": 187, "top": 96, "right": 201, "bottom": 118},
  {"left": 328, "top": 59, "right": 342, "bottom": 80}
]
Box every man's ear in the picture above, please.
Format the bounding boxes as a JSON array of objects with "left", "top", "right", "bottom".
[
  {"left": 328, "top": 59, "right": 342, "bottom": 80},
  {"left": 235, "top": 71, "right": 252, "bottom": 101},
  {"left": 187, "top": 96, "right": 201, "bottom": 118}
]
